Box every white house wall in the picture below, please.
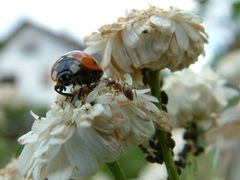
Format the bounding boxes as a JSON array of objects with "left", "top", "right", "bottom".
[{"left": 0, "top": 25, "right": 82, "bottom": 105}]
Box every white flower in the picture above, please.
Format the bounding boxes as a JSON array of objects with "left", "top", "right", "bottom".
[
  {"left": 171, "top": 128, "right": 187, "bottom": 161},
  {"left": 207, "top": 102, "right": 240, "bottom": 180},
  {"left": 84, "top": 6, "right": 208, "bottom": 81},
  {"left": 216, "top": 50, "right": 240, "bottom": 89},
  {"left": 162, "top": 68, "right": 237, "bottom": 126},
  {"left": 91, "top": 172, "right": 111, "bottom": 180},
  {"left": 0, "top": 158, "right": 24, "bottom": 180},
  {"left": 17, "top": 77, "right": 169, "bottom": 180},
  {"left": 138, "top": 163, "right": 168, "bottom": 180}
]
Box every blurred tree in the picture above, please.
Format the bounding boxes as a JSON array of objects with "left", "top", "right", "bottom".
[{"left": 232, "top": 1, "right": 240, "bottom": 19}]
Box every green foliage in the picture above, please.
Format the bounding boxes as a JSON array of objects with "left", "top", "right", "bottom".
[
  {"left": 180, "top": 153, "right": 215, "bottom": 180},
  {"left": 198, "top": 0, "right": 209, "bottom": 4},
  {"left": 232, "top": 2, "right": 240, "bottom": 19},
  {"left": 0, "top": 137, "right": 18, "bottom": 167},
  {"left": 0, "top": 105, "right": 47, "bottom": 168},
  {"left": 1, "top": 106, "right": 31, "bottom": 139},
  {"left": 118, "top": 147, "right": 147, "bottom": 178},
  {"left": 86, "top": 147, "right": 147, "bottom": 180}
]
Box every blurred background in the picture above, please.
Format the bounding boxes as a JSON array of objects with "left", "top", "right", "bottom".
[{"left": 0, "top": 0, "right": 239, "bottom": 179}]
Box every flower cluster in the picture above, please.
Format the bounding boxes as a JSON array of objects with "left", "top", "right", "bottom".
[
  {"left": 207, "top": 102, "right": 240, "bottom": 180},
  {"left": 162, "top": 68, "right": 237, "bottom": 126},
  {"left": 84, "top": 6, "right": 208, "bottom": 81},
  {"left": 17, "top": 78, "right": 170, "bottom": 179}
]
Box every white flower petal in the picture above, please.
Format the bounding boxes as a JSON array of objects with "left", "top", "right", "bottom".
[
  {"left": 84, "top": 39, "right": 107, "bottom": 55},
  {"left": 50, "top": 124, "right": 66, "bottom": 136},
  {"left": 32, "top": 119, "right": 51, "bottom": 135},
  {"left": 130, "top": 114, "right": 155, "bottom": 138},
  {"left": 121, "top": 25, "right": 139, "bottom": 48},
  {"left": 30, "top": 111, "right": 44, "bottom": 120},
  {"left": 174, "top": 22, "right": 189, "bottom": 50},
  {"left": 45, "top": 149, "right": 73, "bottom": 180},
  {"left": 64, "top": 131, "right": 98, "bottom": 177},
  {"left": 86, "top": 89, "right": 98, "bottom": 102},
  {"left": 180, "top": 21, "right": 201, "bottom": 41},
  {"left": 135, "top": 89, "right": 151, "bottom": 94},
  {"left": 96, "top": 94, "right": 115, "bottom": 105},
  {"left": 139, "top": 93, "right": 159, "bottom": 103},
  {"left": 153, "top": 30, "right": 172, "bottom": 52},
  {"left": 124, "top": 73, "right": 133, "bottom": 85},
  {"left": 91, "top": 104, "right": 105, "bottom": 116},
  {"left": 150, "top": 15, "right": 172, "bottom": 31},
  {"left": 17, "top": 145, "right": 36, "bottom": 176},
  {"left": 78, "top": 121, "right": 91, "bottom": 128},
  {"left": 111, "top": 35, "right": 135, "bottom": 72},
  {"left": 101, "top": 39, "right": 113, "bottom": 70},
  {"left": 18, "top": 131, "right": 37, "bottom": 144},
  {"left": 78, "top": 128, "right": 121, "bottom": 162}
]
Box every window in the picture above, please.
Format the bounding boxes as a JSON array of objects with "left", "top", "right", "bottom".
[{"left": 21, "top": 41, "right": 39, "bottom": 55}]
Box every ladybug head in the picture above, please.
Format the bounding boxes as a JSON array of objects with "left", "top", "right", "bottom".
[{"left": 56, "top": 71, "right": 73, "bottom": 86}]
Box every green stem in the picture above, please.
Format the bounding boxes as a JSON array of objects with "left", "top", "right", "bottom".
[
  {"left": 147, "top": 70, "right": 179, "bottom": 180},
  {"left": 157, "top": 130, "right": 180, "bottom": 180},
  {"left": 107, "top": 161, "right": 127, "bottom": 180},
  {"left": 186, "top": 153, "right": 195, "bottom": 180},
  {"left": 145, "top": 70, "right": 162, "bottom": 109}
]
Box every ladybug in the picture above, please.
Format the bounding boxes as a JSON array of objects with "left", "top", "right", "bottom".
[{"left": 51, "top": 50, "right": 103, "bottom": 96}]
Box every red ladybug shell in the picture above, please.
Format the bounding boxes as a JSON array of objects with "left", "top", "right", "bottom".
[{"left": 64, "top": 51, "right": 102, "bottom": 71}]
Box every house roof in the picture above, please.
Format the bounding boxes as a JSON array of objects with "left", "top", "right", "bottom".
[{"left": 0, "top": 21, "right": 84, "bottom": 50}]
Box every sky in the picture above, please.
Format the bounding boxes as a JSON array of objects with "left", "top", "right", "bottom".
[{"left": 0, "top": 0, "right": 197, "bottom": 41}]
